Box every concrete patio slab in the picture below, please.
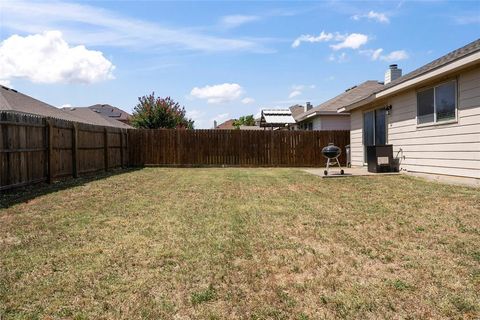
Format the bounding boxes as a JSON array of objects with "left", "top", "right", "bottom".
[{"left": 303, "top": 166, "right": 400, "bottom": 178}]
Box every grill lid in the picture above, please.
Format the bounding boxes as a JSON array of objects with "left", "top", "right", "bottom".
[{"left": 321, "top": 143, "right": 341, "bottom": 159}]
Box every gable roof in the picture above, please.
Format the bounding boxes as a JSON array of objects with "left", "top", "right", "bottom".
[
  {"left": 0, "top": 86, "right": 132, "bottom": 128},
  {"left": 62, "top": 107, "right": 133, "bottom": 128},
  {"left": 88, "top": 104, "right": 131, "bottom": 122},
  {"left": 341, "top": 38, "right": 480, "bottom": 112},
  {"left": 216, "top": 119, "right": 236, "bottom": 129},
  {"left": 289, "top": 104, "right": 305, "bottom": 120},
  {"left": 0, "top": 86, "right": 85, "bottom": 122},
  {"left": 296, "top": 81, "right": 383, "bottom": 121}
]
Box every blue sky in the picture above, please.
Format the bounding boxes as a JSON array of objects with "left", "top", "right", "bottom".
[{"left": 0, "top": 0, "right": 479, "bottom": 128}]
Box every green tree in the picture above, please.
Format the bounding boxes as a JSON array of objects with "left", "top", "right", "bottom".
[
  {"left": 232, "top": 115, "right": 255, "bottom": 128},
  {"left": 131, "top": 93, "right": 194, "bottom": 129}
]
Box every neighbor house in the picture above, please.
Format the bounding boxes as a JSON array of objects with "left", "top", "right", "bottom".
[
  {"left": 295, "top": 81, "right": 383, "bottom": 131},
  {"left": 0, "top": 85, "right": 85, "bottom": 122},
  {"left": 339, "top": 39, "right": 480, "bottom": 180},
  {"left": 88, "top": 104, "right": 132, "bottom": 124},
  {"left": 0, "top": 85, "right": 132, "bottom": 129},
  {"left": 214, "top": 119, "right": 236, "bottom": 129},
  {"left": 62, "top": 107, "right": 133, "bottom": 129}
]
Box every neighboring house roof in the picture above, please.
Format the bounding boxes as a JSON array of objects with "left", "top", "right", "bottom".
[
  {"left": 341, "top": 38, "right": 480, "bottom": 112},
  {"left": 260, "top": 109, "right": 296, "bottom": 126},
  {"left": 289, "top": 104, "right": 305, "bottom": 120},
  {"left": 62, "top": 107, "right": 133, "bottom": 128},
  {"left": 296, "top": 81, "right": 384, "bottom": 121},
  {"left": 0, "top": 86, "right": 85, "bottom": 122},
  {"left": 88, "top": 104, "right": 131, "bottom": 122},
  {"left": 0, "top": 86, "right": 132, "bottom": 128},
  {"left": 216, "top": 119, "right": 236, "bottom": 129}
]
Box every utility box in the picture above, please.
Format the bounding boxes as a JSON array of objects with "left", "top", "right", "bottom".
[{"left": 366, "top": 145, "right": 395, "bottom": 173}]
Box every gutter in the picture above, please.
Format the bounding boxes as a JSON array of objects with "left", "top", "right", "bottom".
[{"left": 296, "top": 110, "right": 350, "bottom": 122}]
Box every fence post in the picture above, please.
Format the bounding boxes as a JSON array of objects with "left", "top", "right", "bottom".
[
  {"left": 47, "top": 118, "right": 54, "bottom": 184},
  {"left": 120, "top": 129, "right": 124, "bottom": 168},
  {"left": 104, "top": 127, "right": 109, "bottom": 171},
  {"left": 72, "top": 123, "right": 78, "bottom": 178}
]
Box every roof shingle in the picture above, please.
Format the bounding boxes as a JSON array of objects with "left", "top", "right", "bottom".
[{"left": 296, "top": 81, "right": 383, "bottom": 121}]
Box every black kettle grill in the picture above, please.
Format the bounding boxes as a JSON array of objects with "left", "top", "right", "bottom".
[{"left": 321, "top": 143, "right": 344, "bottom": 176}]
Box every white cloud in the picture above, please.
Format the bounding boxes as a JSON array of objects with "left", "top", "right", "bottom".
[
  {"left": 330, "top": 33, "right": 368, "bottom": 50},
  {"left": 60, "top": 103, "right": 74, "bottom": 109},
  {"left": 380, "top": 50, "right": 408, "bottom": 62},
  {"left": 292, "top": 31, "right": 369, "bottom": 51},
  {"left": 1, "top": 0, "right": 266, "bottom": 53},
  {"left": 287, "top": 84, "right": 316, "bottom": 99},
  {"left": 362, "top": 48, "right": 409, "bottom": 62},
  {"left": 288, "top": 90, "right": 302, "bottom": 98},
  {"left": 190, "top": 83, "right": 244, "bottom": 104},
  {"left": 241, "top": 97, "right": 255, "bottom": 104},
  {"left": 352, "top": 11, "right": 390, "bottom": 23},
  {"left": 0, "top": 79, "right": 13, "bottom": 88},
  {"left": 291, "top": 31, "right": 335, "bottom": 48},
  {"left": 454, "top": 14, "right": 480, "bottom": 25},
  {"left": 328, "top": 52, "right": 348, "bottom": 63},
  {"left": 220, "top": 15, "right": 260, "bottom": 28},
  {"left": 371, "top": 48, "right": 384, "bottom": 60},
  {"left": 0, "top": 31, "right": 115, "bottom": 84}
]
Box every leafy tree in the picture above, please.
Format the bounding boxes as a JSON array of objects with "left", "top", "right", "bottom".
[
  {"left": 131, "top": 93, "right": 194, "bottom": 129},
  {"left": 232, "top": 115, "right": 255, "bottom": 128}
]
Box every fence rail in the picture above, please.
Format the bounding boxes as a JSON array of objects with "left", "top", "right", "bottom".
[
  {"left": 128, "top": 129, "right": 350, "bottom": 167},
  {"left": 0, "top": 112, "right": 128, "bottom": 191}
]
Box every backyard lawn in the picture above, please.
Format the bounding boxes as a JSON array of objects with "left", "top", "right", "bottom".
[{"left": 1, "top": 168, "right": 479, "bottom": 319}]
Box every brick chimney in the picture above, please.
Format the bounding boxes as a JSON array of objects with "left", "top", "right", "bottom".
[
  {"left": 385, "top": 64, "right": 402, "bottom": 84},
  {"left": 304, "top": 102, "right": 313, "bottom": 112}
]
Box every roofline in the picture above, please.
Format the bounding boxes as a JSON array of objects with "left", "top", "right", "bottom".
[
  {"left": 341, "top": 50, "right": 480, "bottom": 112},
  {"left": 296, "top": 110, "right": 350, "bottom": 121}
]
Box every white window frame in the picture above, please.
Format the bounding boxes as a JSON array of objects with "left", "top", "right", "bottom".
[{"left": 416, "top": 79, "right": 458, "bottom": 127}]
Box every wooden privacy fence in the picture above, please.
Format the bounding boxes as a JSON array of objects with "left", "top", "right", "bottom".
[
  {"left": 0, "top": 112, "right": 128, "bottom": 191},
  {"left": 1, "top": 112, "right": 349, "bottom": 191},
  {"left": 129, "top": 129, "right": 350, "bottom": 167}
]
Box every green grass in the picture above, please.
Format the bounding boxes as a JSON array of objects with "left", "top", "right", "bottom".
[{"left": 1, "top": 168, "right": 479, "bottom": 319}]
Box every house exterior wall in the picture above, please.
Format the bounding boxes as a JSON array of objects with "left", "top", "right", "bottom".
[
  {"left": 302, "top": 115, "right": 350, "bottom": 130},
  {"left": 350, "top": 66, "right": 480, "bottom": 179}
]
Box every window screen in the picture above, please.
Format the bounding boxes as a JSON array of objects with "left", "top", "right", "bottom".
[
  {"left": 375, "top": 108, "right": 386, "bottom": 145},
  {"left": 435, "top": 81, "right": 456, "bottom": 122},
  {"left": 417, "top": 88, "right": 434, "bottom": 124},
  {"left": 363, "top": 111, "right": 374, "bottom": 146}
]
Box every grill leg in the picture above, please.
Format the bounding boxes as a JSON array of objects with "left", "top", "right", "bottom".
[{"left": 324, "top": 158, "right": 331, "bottom": 176}]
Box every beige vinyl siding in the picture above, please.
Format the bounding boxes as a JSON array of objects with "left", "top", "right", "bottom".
[
  {"left": 350, "top": 66, "right": 480, "bottom": 179},
  {"left": 350, "top": 111, "right": 364, "bottom": 166},
  {"left": 309, "top": 115, "right": 350, "bottom": 130}
]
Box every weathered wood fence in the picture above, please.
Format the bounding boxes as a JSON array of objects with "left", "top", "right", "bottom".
[
  {"left": 0, "top": 112, "right": 128, "bottom": 191},
  {"left": 1, "top": 111, "right": 350, "bottom": 191},
  {"left": 129, "top": 129, "right": 350, "bottom": 167}
]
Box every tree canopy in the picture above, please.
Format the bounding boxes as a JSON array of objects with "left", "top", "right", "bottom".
[
  {"left": 232, "top": 115, "right": 255, "bottom": 128},
  {"left": 131, "top": 93, "right": 194, "bottom": 129}
]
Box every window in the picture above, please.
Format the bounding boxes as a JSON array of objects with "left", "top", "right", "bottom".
[
  {"left": 417, "top": 80, "right": 456, "bottom": 125},
  {"left": 308, "top": 123, "right": 313, "bottom": 131},
  {"left": 363, "top": 108, "right": 386, "bottom": 147},
  {"left": 364, "top": 108, "right": 387, "bottom": 162}
]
